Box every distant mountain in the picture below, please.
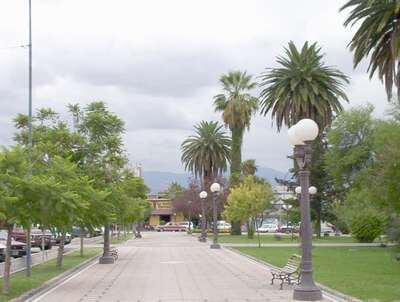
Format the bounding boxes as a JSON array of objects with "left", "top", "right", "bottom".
[{"left": 143, "top": 167, "right": 290, "bottom": 193}]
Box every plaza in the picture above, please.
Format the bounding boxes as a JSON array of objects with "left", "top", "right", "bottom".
[{"left": 28, "top": 232, "right": 331, "bottom": 302}]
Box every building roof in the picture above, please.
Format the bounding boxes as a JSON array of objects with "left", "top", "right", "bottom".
[{"left": 151, "top": 208, "right": 173, "bottom": 215}]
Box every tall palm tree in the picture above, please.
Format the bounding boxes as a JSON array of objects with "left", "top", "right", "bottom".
[
  {"left": 341, "top": 0, "right": 400, "bottom": 101},
  {"left": 214, "top": 71, "right": 258, "bottom": 180},
  {"left": 181, "top": 121, "right": 231, "bottom": 184},
  {"left": 259, "top": 41, "right": 349, "bottom": 131},
  {"left": 260, "top": 41, "right": 349, "bottom": 238},
  {"left": 241, "top": 159, "right": 257, "bottom": 176}
]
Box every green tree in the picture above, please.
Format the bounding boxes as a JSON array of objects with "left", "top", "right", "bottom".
[
  {"left": 241, "top": 159, "right": 257, "bottom": 176},
  {"left": 325, "top": 105, "right": 376, "bottom": 202},
  {"left": 0, "top": 147, "right": 29, "bottom": 293},
  {"left": 181, "top": 121, "right": 231, "bottom": 186},
  {"left": 223, "top": 176, "right": 274, "bottom": 239},
  {"left": 214, "top": 71, "right": 258, "bottom": 180},
  {"left": 341, "top": 0, "right": 400, "bottom": 100},
  {"left": 77, "top": 102, "right": 127, "bottom": 262},
  {"left": 259, "top": 41, "right": 349, "bottom": 130}
]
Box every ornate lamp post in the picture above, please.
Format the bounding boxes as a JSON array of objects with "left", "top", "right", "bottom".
[
  {"left": 198, "top": 191, "right": 208, "bottom": 242},
  {"left": 288, "top": 119, "right": 322, "bottom": 301},
  {"left": 210, "top": 182, "right": 221, "bottom": 249}
]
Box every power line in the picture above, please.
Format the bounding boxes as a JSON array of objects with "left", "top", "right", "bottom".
[{"left": 0, "top": 44, "right": 29, "bottom": 51}]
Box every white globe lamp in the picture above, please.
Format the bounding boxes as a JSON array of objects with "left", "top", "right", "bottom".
[
  {"left": 288, "top": 125, "right": 304, "bottom": 146},
  {"left": 294, "top": 119, "right": 319, "bottom": 142},
  {"left": 199, "top": 191, "right": 207, "bottom": 199},
  {"left": 295, "top": 186, "right": 302, "bottom": 194},
  {"left": 210, "top": 182, "right": 221, "bottom": 193},
  {"left": 309, "top": 186, "right": 317, "bottom": 195}
]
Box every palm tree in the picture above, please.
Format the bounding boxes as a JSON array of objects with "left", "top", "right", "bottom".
[
  {"left": 259, "top": 41, "right": 349, "bottom": 238},
  {"left": 259, "top": 41, "right": 349, "bottom": 131},
  {"left": 214, "top": 71, "right": 258, "bottom": 180},
  {"left": 241, "top": 159, "right": 257, "bottom": 176},
  {"left": 341, "top": 0, "right": 400, "bottom": 101},
  {"left": 181, "top": 121, "right": 231, "bottom": 184}
]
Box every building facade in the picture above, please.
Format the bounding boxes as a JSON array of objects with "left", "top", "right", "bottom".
[{"left": 147, "top": 194, "right": 184, "bottom": 226}]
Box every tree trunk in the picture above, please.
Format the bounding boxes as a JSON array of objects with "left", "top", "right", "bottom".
[
  {"left": 3, "top": 224, "right": 13, "bottom": 294},
  {"left": 56, "top": 232, "right": 66, "bottom": 269},
  {"left": 41, "top": 227, "right": 45, "bottom": 262},
  {"left": 25, "top": 226, "right": 32, "bottom": 277},
  {"left": 230, "top": 127, "right": 244, "bottom": 235},
  {"left": 230, "top": 126, "right": 243, "bottom": 177},
  {"left": 80, "top": 227, "right": 84, "bottom": 257}
]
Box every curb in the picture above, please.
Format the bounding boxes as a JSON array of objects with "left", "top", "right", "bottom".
[
  {"left": 224, "top": 246, "right": 362, "bottom": 302},
  {"left": 11, "top": 253, "right": 101, "bottom": 302}
]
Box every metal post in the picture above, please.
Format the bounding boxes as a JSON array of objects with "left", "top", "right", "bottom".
[
  {"left": 293, "top": 143, "right": 322, "bottom": 301},
  {"left": 26, "top": 0, "right": 33, "bottom": 277},
  {"left": 210, "top": 192, "right": 220, "bottom": 249},
  {"left": 199, "top": 198, "right": 207, "bottom": 242}
]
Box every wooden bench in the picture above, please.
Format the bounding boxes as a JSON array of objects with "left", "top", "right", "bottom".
[{"left": 270, "top": 254, "right": 301, "bottom": 289}]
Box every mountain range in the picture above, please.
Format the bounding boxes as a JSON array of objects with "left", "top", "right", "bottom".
[{"left": 143, "top": 167, "right": 290, "bottom": 193}]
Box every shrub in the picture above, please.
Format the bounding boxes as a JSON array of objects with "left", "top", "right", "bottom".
[{"left": 350, "top": 210, "right": 386, "bottom": 243}]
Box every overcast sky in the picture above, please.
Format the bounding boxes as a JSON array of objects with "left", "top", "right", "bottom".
[{"left": 0, "top": 0, "right": 390, "bottom": 173}]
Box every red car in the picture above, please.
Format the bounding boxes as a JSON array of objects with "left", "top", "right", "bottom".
[{"left": 155, "top": 222, "right": 187, "bottom": 232}]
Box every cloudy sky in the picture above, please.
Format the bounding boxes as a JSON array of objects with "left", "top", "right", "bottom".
[{"left": 0, "top": 0, "right": 389, "bottom": 173}]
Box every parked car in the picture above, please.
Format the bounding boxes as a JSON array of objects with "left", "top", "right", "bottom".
[
  {"left": 257, "top": 223, "right": 279, "bottom": 233},
  {"left": 278, "top": 224, "right": 299, "bottom": 234},
  {"left": 12, "top": 228, "right": 52, "bottom": 250},
  {"left": 53, "top": 232, "right": 72, "bottom": 245},
  {"left": 217, "top": 221, "right": 231, "bottom": 231},
  {"left": 0, "top": 231, "right": 27, "bottom": 259},
  {"left": 178, "top": 221, "right": 194, "bottom": 230},
  {"left": 155, "top": 222, "right": 187, "bottom": 232}
]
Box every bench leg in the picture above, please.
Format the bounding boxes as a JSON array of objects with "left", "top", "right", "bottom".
[{"left": 279, "top": 277, "right": 284, "bottom": 290}]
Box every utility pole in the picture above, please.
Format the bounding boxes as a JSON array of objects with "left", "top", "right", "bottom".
[{"left": 26, "top": 0, "right": 33, "bottom": 277}]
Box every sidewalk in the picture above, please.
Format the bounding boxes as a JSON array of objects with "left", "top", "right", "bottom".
[{"left": 29, "top": 232, "right": 333, "bottom": 302}]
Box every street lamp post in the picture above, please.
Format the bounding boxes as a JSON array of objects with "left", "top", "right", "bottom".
[
  {"left": 188, "top": 200, "right": 192, "bottom": 233},
  {"left": 283, "top": 204, "right": 293, "bottom": 241},
  {"left": 210, "top": 182, "right": 221, "bottom": 249},
  {"left": 199, "top": 191, "right": 207, "bottom": 242},
  {"left": 288, "top": 119, "right": 322, "bottom": 301}
]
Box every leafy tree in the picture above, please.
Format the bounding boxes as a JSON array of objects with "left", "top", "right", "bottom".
[
  {"left": 223, "top": 176, "right": 274, "bottom": 239},
  {"left": 162, "top": 181, "right": 184, "bottom": 199},
  {"left": 325, "top": 105, "right": 376, "bottom": 202},
  {"left": 76, "top": 102, "right": 127, "bottom": 262},
  {"left": 259, "top": 41, "right": 349, "bottom": 130},
  {"left": 214, "top": 71, "right": 258, "bottom": 183},
  {"left": 341, "top": 0, "right": 400, "bottom": 100},
  {"left": 0, "top": 147, "right": 29, "bottom": 293}
]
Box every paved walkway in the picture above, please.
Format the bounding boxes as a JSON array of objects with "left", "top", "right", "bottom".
[{"left": 30, "top": 232, "right": 332, "bottom": 302}]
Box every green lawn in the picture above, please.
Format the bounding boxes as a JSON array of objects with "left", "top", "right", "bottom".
[
  {"left": 110, "top": 233, "right": 132, "bottom": 245},
  {"left": 0, "top": 248, "right": 101, "bottom": 302},
  {"left": 236, "top": 246, "right": 400, "bottom": 302},
  {"left": 218, "top": 234, "right": 357, "bottom": 244}
]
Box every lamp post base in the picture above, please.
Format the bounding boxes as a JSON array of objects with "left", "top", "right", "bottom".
[
  {"left": 198, "top": 236, "right": 206, "bottom": 242},
  {"left": 99, "top": 255, "right": 115, "bottom": 264},
  {"left": 210, "top": 243, "right": 221, "bottom": 249},
  {"left": 293, "top": 286, "right": 323, "bottom": 301}
]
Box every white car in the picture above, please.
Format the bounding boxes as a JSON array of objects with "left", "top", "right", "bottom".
[
  {"left": 179, "top": 221, "right": 194, "bottom": 229},
  {"left": 217, "top": 221, "right": 231, "bottom": 231},
  {"left": 257, "top": 223, "right": 279, "bottom": 233}
]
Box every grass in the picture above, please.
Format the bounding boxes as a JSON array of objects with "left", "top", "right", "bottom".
[
  {"left": 110, "top": 233, "right": 132, "bottom": 245},
  {"left": 0, "top": 248, "right": 101, "bottom": 302},
  {"left": 218, "top": 234, "right": 357, "bottom": 244},
  {"left": 236, "top": 246, "right": 400, "bottom": 302}
]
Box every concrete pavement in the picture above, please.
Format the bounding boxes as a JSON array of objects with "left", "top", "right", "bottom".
[{"left": 30, "top": 232, "right": 332, "bottom": 302}]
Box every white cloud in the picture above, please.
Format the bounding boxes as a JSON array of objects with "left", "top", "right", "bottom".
[{"left": 0, "top": 0, "right": 389, "bottom": 174}]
